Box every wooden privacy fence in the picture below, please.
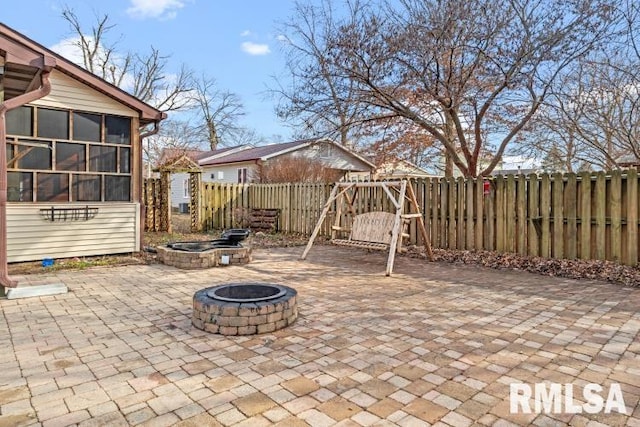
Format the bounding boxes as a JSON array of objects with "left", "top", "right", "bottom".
[
  {"left": 201, "top": 183, "right": 332, "bottom": 235},
  {"left": 199, "top": 170, "right": 640, "bottom": 266}
]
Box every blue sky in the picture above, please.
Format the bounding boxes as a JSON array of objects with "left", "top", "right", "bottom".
[{"left": 3, "top": 0, "right": 297, "bottom": 141}]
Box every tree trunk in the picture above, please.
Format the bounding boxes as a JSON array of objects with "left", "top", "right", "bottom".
[{"left": 444, "top": 151, "right": 453, "bottom": 177}]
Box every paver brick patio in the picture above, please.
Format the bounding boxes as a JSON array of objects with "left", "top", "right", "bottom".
[{"left": 0, "top": 245, "right": 639, "bottom": 426}]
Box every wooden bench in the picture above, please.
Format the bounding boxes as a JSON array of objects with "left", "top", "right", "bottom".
[
  {"left": 332, "top": 212, "right": 400, "bottom": 251},
  {"left": 250, "top": 208, "right": 280, "bottom": 232}
]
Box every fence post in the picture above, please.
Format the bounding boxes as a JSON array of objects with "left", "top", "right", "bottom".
[{"left": 626, "top": 168, "right": 638, "bottom": 265}]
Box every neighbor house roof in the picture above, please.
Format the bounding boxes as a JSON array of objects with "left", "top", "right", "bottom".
[
  {"left": 0, "top": 22, "right": 165, "bottom": 124},
  {"left": 157, "top": 145, "right": 252, "bottom": 168},
  {"left": 199, "top": 138, "right": 376, "bottom": 168}
]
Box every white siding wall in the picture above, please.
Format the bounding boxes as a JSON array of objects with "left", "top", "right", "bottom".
[
  {"left": 201, "top": 162, "right": 257, "bottom": 184},
  {"left": 7, "top": 204, "right": 139, "bottom": 262},
  {"left": 291, "top": 142, "right": 372, "bottom": 171},
  {"left": 30, "top": 70, "right": 137, "bottom": 117},
  {"left": 170, "top": 173, "right": 191, "bottom": 208}
]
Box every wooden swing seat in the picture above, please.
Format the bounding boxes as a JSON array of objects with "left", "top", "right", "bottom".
[{"left": 331, "top": 212, "right": 396, "bottom": 252}]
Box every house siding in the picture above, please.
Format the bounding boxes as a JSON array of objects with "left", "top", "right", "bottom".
[
  {"left": 291, "top": 141, "right": 372, "bottom": 171},
  {"left": 201, "top": 162, "right": 257, "bottom": 184},
  {"left": 170, "top": 173, "right": 191, "bottom": 208},
  {"left": 7, "top": 203, "right": 139, "bottom": 262},
  {"left": 30, "top": 70, "right": 137, "bottom": 117}
]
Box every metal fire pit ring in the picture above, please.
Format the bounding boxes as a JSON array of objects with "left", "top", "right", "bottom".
[
  {"left": 207, "top": 283, "right": 287, "bottom": 302},
  {"left": 192, "top": 282, "right": 298, "bottom": 335}
]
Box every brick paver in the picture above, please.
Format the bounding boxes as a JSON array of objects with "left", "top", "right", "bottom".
[{"left": 1, "top": 246, "right": 639, "bottom": 426}]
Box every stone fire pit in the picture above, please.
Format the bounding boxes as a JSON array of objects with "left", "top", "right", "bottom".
[{"left": 192, "top": 283, "right": 298, "bottom": 335}]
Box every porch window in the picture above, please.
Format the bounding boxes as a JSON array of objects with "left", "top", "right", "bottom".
[
  {"left": 37, "top": 173, "right": 69, "bottom": 202},
  {"left": 105, "top": 116, "right": 131, "bottom": 144},
  {"left": 73, "top": 112, "right": 101, "bottom": 142},
  {"left": 37, "top": 108, "right": 68, "bottom": 139},
  {"left": 56, "top": 143, "right": 86, "bottom": 171},
  {"left": 7, "top": 172, "right": 33, "bottom": 202},
  {"left": 72, "top": 175, "right": 101, "bottom": 202},
  {"left": 5, "top": 106, "right": 133, "bottom": 202},
  {"left": 6, "top": 106, "right": 32, "bottom": 136}
]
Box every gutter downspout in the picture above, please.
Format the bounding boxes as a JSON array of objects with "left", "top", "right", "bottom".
[
  {"left": 138, "top": 121, "right": 160, "bottom": 252},
  {"left": 0, "top": 70, "right": 52, "bottom": 288}
]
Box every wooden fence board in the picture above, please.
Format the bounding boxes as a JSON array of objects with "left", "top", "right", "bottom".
[
  {"left": 565, "top": 173, "right": 577, "bottom": 259},
  {"left": 594, "top": 172, "right": 607, "bottom": 260},
  {"left": 627, "top": 169, "right": 638, "bottom": 265},
  {"left": 475, "top": 178, "right": 483, "bottom": 250},
  {"left": 465, "top": 178, "right": 474, "bottom": 249},
  {"left": 517, "top": 175, "right": 526, "bottom": 255},
  {"left": 611, "top": 170, "right": 622, "bottom": 262},
  {"left": 579, "top": 172, "right": 592, "bottom": 260},
  {"left": 527, "top": 173, "right": 539, "bottom": 257},
  {"left": 190, "top": 172, "right": 640, "bottom": 267},
  {"left": 552, "top": 172, "right": 564, "bottom": 259}
]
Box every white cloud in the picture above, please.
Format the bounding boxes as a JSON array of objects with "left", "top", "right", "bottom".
[
  {"left": 50, "top": 37, "right": 85, "bottom": 65},
  {"left": 240, "top": 30, "right": 252, "bottom": 37},
  {"left": 50, "top": 36, "right": 135, "bottom": 93},
  {"left": 275, "top": 34, "right": 288, "bottom": 42},
  {"left": 241, "top": 41, "right": 271, "bottom": 56},
  {"left": 126, "top": 0, "right": 185, "bottom": 20}
]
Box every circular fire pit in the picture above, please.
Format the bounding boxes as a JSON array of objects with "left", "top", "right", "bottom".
[{"left": 192, "top": 283, "right": 298, "bottom": 335}]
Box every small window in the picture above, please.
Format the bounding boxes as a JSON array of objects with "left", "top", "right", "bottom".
[
  {"left": 7, "top": 172, "right": 33, "bottom": 202},
  {"left": 320, "top": 143, "right": 332, "bottom": 158},
  {"left": 89, "top": 146, "right": 117, "bottom": 172},
  {"left": 72, "top": 175, "right": 101, "bottom": 202},
  {"left": 6, "top": 106, "right": 33, "bottom": 136},
  {"left": 37, "top": 173, "right": 69, "bottom": 202},
  {"left": 210, "top": 173, "right": 215, "bottom": 179},
  {"left": 119, "top": 147, "right": 131, "bottom": 173},
  {"left": 237, "top": 168, "right": 247, "bottom": 183},
  {"left": 73, "top": 112, "right": 101, "bottom": 142},
  {"left": 105, "top": 176, "right": 130, "bottom": 201},
  {"left": 37, "top": 108, "right": 69, "bottom": 139},
  {"left": 56, "top": 143, "right": 86, "bottom": 171},
  {"left": 183, "top": 178, "right": 190, "bottom": 198},
  {"left": 218, "top": 171, "right": 224, "bottom": 180},
  {"left": 105, "top": 116, "right": 131, "bottom": 144}
]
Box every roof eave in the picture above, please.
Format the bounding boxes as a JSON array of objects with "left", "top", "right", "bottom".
[{"left": 0, "top": 22, "right": 165, "bottom": 124}]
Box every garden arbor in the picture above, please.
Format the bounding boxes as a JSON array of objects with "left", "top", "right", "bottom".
[{"left": 152, "top": 154, "right": 202, "bottom": 233}]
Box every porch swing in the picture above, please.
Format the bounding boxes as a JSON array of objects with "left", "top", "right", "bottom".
[{"left": 301, "top": 180, "right": 434, "bottom": 275}]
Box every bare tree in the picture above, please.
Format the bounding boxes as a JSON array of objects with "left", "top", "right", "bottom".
[
  {"left": 255, "top": 156, "right": 343, "bottom": 183},
  {"left": 279, "top": 0, "right": 617, "bottom": 177},
  {"left": 62, "top": 7, "right": 193, "bottom": 112},
  {"left": 273, "top": 0, "right": 368, "bottom": 146},
  {"left": 517, "top": 0, "right": 640, "bottom": 172},
  {"left": 189, "top": 75, "right": 246, "bottom": 150},
  {"left": 143, "top": 119, "right": 203, "bottom": 171}
]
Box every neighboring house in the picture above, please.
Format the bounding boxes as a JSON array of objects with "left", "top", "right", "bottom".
[
  {"left": 157, "top": 145, "right": 250, "bottom": 208},
  {"left": 618, "top": 154, "right": 640, "bottom": 168},
  {"left": 374, "top": 159, "right": 437, "bottom": 180},
  {"left": 1, "top": 23, "right": 165, "bottom": 264},
  {"left": 199, "top": 138, "right": 375, "bottom": 183}
]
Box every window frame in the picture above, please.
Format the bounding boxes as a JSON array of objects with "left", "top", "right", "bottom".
[
  {"left": 5, "top": 105, "right": 134, "bottom": 203},
  {"left": 237, "top": 168, "right": 248, "bottom": 184}
]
